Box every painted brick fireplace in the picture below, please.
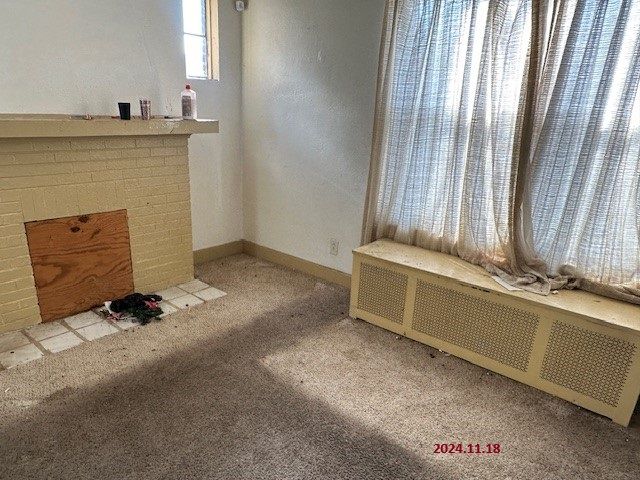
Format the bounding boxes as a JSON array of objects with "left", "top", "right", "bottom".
[{"left": 0, "top": 117, "right": 218, "bottom": 333}]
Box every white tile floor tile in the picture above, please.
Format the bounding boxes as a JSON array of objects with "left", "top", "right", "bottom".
[
  {"left": 64, "top": 311, "right": 103, "bottom": 330},
  {"left": 159, "top": 302, "right": 177, "bottom": 318},
  {"left": 156, "top": 286, "right": 187, "bottom": 301},
  {"left": 112, "top": 317, "right": 138, "bottom": 330},
  {"left": 40, "top": 332, "right": 84, "bottom": 353},
  {"left": 0, "top": 280, "right": 226, "bottom": 366},
  {"left": 0, "top": 331, "right": 31, "bottom": 354},
  {"left": 177, "top": 279, "right": 210, "bottom": 294},
  {"left": 170, "top": 294, "right": 204, "bottom": 309},
  {"left": 0, "top": 344, "right": 43, "bottom": 369},
  {"left": 194, "top": 287, "right": 226, "bottom": 302},
  {"left": 76, "top": 321, "right": 119, "bottom": 341},
  {"left": 26, "top": 321, "right": 68, "bottom": 341}
]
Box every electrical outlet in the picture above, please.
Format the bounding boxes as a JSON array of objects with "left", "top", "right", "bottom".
[{"left": 329, "top": 238, "right": 339, "bottom": 256}]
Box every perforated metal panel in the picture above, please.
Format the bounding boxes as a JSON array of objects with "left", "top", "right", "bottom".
[
  {"left": 412, "top": 281, "right": 539, "bottom": 371},
  {"left": 357, "top": 263, "right": 407, "bottom": 324},
  {"left": 540, "top": 321, "right": 636, "bottom": 407}
]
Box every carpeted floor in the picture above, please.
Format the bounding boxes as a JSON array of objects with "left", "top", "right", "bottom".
[{"left": 0, "top": 254, "right": 638, "bottom": 480}]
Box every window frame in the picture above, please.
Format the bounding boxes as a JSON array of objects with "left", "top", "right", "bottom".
[{"left": 183, "top": 0, "right": 219, "bottom": 81}]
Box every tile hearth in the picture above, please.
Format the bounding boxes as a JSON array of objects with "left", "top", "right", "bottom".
[{"left": 0, "top": 279, "right": 226, "bottom": 370}]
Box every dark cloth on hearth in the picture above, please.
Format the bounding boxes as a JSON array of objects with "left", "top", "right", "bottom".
[{"left": 110, "top": 293, "right": 163, "bottom": 325}]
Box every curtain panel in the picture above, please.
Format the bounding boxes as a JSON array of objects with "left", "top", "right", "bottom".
[{"left": 363, "top": 0, "right": 640, "bottom": 304}]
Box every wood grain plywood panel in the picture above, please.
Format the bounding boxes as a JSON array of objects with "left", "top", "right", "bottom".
[{"left": 25, "top": 210, "right": 134, "bottom": 322}]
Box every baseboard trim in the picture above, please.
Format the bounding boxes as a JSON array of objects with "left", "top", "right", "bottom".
[
  {"left": 242, "top": 241, "right": 351, "bottom": 288},
  {"left": 194, "top": 240, "right": 351, "bottom": 288},
  {"left": 193, "top": 240, "right": 244, "bottom": 265}
]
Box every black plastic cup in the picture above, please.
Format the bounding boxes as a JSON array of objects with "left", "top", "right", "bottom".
[{"left": 118, "top": 102, "right": 131, "bottom": 120}]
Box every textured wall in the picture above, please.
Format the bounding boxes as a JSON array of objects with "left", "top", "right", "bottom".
[
  {"left": 0, "top": 136, "right": 194, "bottom": 333},
  {"left": 0, "top": 0, "right": 243, "bottom": 251},
  {"left": 242, "top": 0, "right": 386, "bottom": 273}
]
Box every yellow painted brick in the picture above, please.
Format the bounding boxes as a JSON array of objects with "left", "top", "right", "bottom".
[
  {"left": 91, "top": 170, "right": 123, "bottom": 182},
  {"left": 0, "top": 267, "right": 32, "bottom": 284},
  {"left": 0, "top": 213, "right": 23, "bottom": 226},
  {"left": 12, "top": 152, "right": 56, "bottom": 165},
  {"left": 164, "top": 210, "right": 189, "bottom": 222},
  {"left": 72, "top": 161, "right": 107, "bottom": 173},
  {"left": 32, "top": 139, "right": 72, "bottom": 151},
  {"left": 0, "top": 190, "right": 20, "bottom": 203},
  {"left": 0, "top": 154, "right": 15, "bottom": 165},
  {"left": 0, "top": 202, "right": 21, "bottom": 215},
  {"left": 0, "top": 224, "right": 25, "bottom": 237},
  {"left": 165, "top": 191, "right": 190, "bottom": 203},
  {"left": 1, "top": 304, "right": 41, "bottom": 323},
  {"left": 89, "top": 149, "right": 122, "bottom": 160},
  {"left": 107, "top": 138, "right": 137, "bottom": 149},
  {"left": 149, "top": 147, "right": 177, "bottom": 157},
  {"left": 161, "top": 201, "right": 190, "bottom": 213},
  {"left": 127, "top": 215, "right": 156, "bottom": 229},
  {"left": 136, "top": 166, "right": 180, "bottom": 178},
  {"left": 136, "top": 157, "right": 166, "bottom": 168},
  {"left": 135, "top": 137, "right": 165, "bottom": 148},
  {"left": 164, "top": 137, "right": 189, "bottom": 147},
  {"left": 70, "top": 138, "right": 106, "bottom": 150},
  {"left": 0, "top": 316, "right": 40, "bottom": 335},
  {"left": 126, "top": 205, "right": 154, "bottom": 218},
  {"left": 0, "top": 174, "right": 73, "bottom": 190},
  {"left": 176, "top": 147, "right": 188, "bottom": 155},
  {"left": 137, "top": 177, "right": 168, "bottom": 188},
  {"left": 0, "top": 162, "right": 72, "bottom": 178},
  {"left": 0, "top": 287, "right": 34, "bottom": 305},
  {"left": 164, "top": 155, "right": 188, "bottom": 166},
  {"left": 166, "top": 173, "right": 190, "bottom": 185},
  {"left": 0, "top": 139, "right": 33, "bottom": 153},
  {"left": 0, "top": 255, "right": 31, "bottom": 270},
  {"left": 107, "top": 159, "right": 137, "bottom": 170},
  {"left": 122, "top": 148, "right": 152, "bottom": 158},
  {"left": 1, "top": 234, "right": 25, "bottom": 248},
  {"left": 55, "top": 151, "right": 92, "bottom": 163},
  {"left": 21, "top": 186, "right": 80, "bottom": 222}
]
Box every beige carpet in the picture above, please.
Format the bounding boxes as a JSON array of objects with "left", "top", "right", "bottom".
[{"left": 0, "top": 254, "right": 638, "bottom": 480}]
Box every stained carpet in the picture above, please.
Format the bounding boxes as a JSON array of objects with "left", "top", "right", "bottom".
[{"left": 0, "top": 254, "right": 638, "bottom": 479}]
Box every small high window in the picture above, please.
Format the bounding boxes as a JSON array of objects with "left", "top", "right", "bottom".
[{"left": 182, "top": 0, "right": 219, "bottom": 80}]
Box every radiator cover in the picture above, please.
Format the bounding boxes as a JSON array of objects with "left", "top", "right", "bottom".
[{"left": 349, "top": 240, "right": 640, "bottom": 426}]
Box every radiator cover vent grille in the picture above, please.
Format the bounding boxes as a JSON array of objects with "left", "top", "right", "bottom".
[
  {"left": 357, "top": 263, "right": 407, "bottom": 324},
  {"left": 412, "top": 281, "right": 539, "bottom": 371},
  {"left": 541, "top": 321, "right": 636, "bottom": 407}
]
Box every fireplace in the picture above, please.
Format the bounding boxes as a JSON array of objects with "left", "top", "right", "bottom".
[{"left": 0, "top": 115, "right": 218, "bottom": 333}]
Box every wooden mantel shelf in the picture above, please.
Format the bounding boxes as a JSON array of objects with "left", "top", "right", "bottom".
[{"left": 0, "top": 114, "right": 219, "bottom": 138}]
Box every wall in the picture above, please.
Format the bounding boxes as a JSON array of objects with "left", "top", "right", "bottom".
[
  {"left": 241, "top": 0, "right": 385, "bottom": 273},
  {"left": 0, "top": 0, "right": 243, "bottom": 251}
]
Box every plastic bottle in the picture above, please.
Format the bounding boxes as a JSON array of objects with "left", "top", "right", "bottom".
[{"left": 181, "top": 84, "right": 197, "bottom": 119}]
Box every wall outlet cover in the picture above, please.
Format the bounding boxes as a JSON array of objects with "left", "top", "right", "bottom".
[{"left": 330, "top": 238, "right": 339, "bottom": 256}]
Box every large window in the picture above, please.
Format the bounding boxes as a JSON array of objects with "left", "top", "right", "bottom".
[
  {"left": 363, "top": 0, "right": 640, "bottom": 304},
  {"left": 182, "top": 0, "right": 219, "bottom": 80}
]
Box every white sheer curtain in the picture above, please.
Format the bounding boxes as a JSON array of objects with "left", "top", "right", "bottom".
[
  {"left": 364, "top": 0, "right": 640, "bottom": 304},
  {"left": 363, "top": 0, "right": 533, "bottom": 275},
  {"left": 522, "top": 0, "right": 640, "bottom": 303}
]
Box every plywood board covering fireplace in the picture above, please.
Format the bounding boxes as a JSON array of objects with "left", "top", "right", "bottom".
[{"left": 25, "top": 210, "right": 134, "bottom": 322}]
